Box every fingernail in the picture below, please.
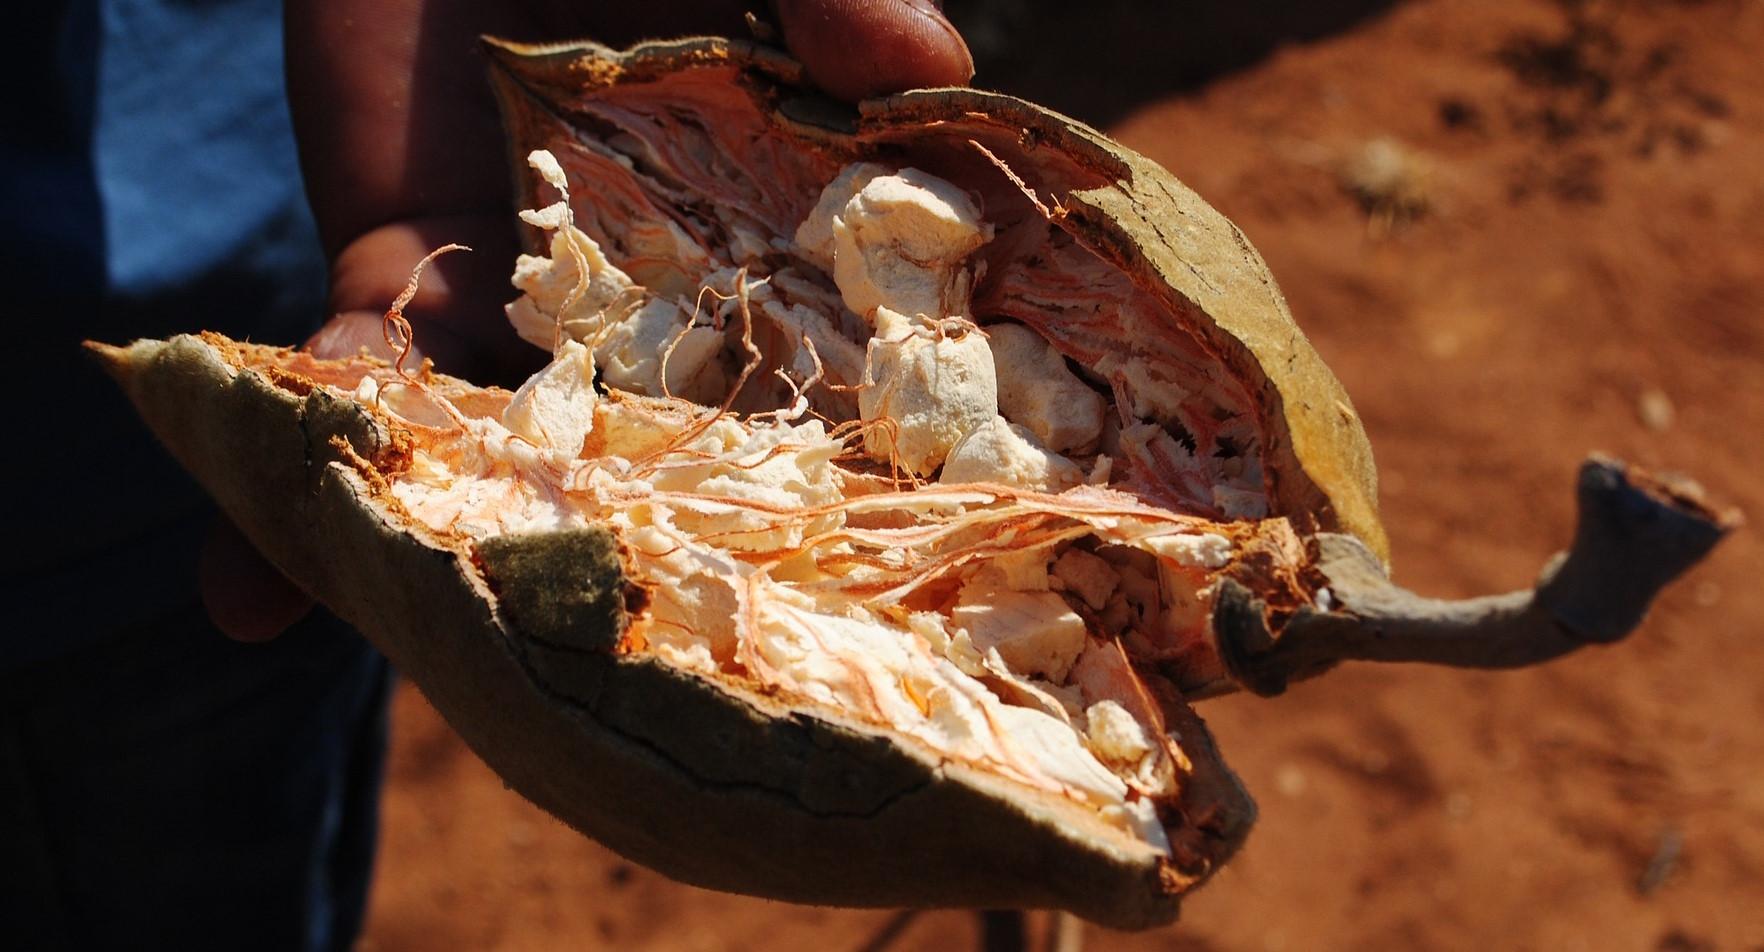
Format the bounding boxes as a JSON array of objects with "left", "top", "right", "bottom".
[{"left": 895, "top": 0, "right": 974, "bottom": 80}]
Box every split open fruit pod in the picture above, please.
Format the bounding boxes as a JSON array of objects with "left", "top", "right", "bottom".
[{"left": 89, "top": 37, "right": 1734, "bottom": 929}]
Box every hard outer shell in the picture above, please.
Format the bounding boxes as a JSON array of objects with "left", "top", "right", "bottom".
[
  {"left": 88, "top": 335, "right": 1252, "bottom": 929},
  {"left": 485, "top": 36, "right": 1387, "bottom": 562}
]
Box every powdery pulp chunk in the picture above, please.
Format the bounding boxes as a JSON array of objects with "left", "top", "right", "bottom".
[
  {"left": 589, "top": 395, "right": 689, "bottom": 461},
  {"left": 941, "top": 416, "right": 1085, "bottom": 492},
  {"left": 506, "top": 156, "right": 727, "bottom": 406},
  {"left": 640, "top": 416, "right": 846, "bottom": 553},
  {"left": 1121, "top": 798, "right": 1172, "bottom": 854},
  {"left": 989, "top": 705, "right": 1130, "bottom": 808},
  {"left": 510, "top": 225, "right": 727, "bottom": 403},
  {"left": 799, "top": 166, "right": 990, "bottom": 321},
  {"left": 1142, "top": 532, "right": 1234, "bottom": 570},
  {"left": 616, "top": 512, "right": 742, "bottom": 669},
  {"left": 793, "top": 162, "right": 889, "bottom": 273},
  {"left": 952, "top": 579, "right": 1088, "bottom": 682},
  {"left": 1085, "top": 700, "right": 1154, "bottom": 765},
  {"left": 987, "top": 323, "right": 1106, "bottom": 453},
  {"left": 387, "top": 415, "right": 590, "bottom": 538},
  {"left": 966, "top": 546, "right": 1053, "bottom": 593},
  {"left": 860, "top": 313, "right": 998, "bottom": 475},
  {"left": 755, "top": 593, "right": 1128, "bottom": 810},
  {"left": 757, "top": 292, "right": 867, "bottom": 398},
  {"left": 502, "top": 339, "right": 597, "bottom": 459},
  {"left": 1095, "top": 545, "right": 1163, "bottom": 635},
  {"left": 594, "top": 298, "right": 726, "bottom": 403},
  {"left": 709, "top": 266, "right": 867, "bottom": 419},
  {"left": 506, "top": 226, "right": 636, "bottom": 351},
  {"left": 1052, "top": 548, "right": 1120, "bottom": 611}
]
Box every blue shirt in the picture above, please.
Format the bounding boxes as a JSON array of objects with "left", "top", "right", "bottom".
[{"left": 2, "top": 0, "right": 328, "bottom": 667}]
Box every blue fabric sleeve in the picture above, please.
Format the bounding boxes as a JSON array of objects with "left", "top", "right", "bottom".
[{"left": 2, "top": 0, "right": 330, "bottom": 664}]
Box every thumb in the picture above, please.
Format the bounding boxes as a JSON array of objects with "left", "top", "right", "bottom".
[{"left": 770, "top": 0, "right": 974, "bottom": 102}]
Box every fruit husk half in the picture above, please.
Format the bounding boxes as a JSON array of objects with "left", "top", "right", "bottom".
[
  {"left": 485, "top": 35, "right": 1387, "bottom": 562},
  {"left": 87, "top": 333, "right": 1255, "bottom": 928}
]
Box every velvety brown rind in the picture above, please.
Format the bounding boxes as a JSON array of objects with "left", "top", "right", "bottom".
[{"left": 86, "top": 334, "right": 1248, "bottom": 928}]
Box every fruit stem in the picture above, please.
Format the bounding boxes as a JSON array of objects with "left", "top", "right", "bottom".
[{"left": 1213, "top": 455, "right": 1738, "bottom": 696}]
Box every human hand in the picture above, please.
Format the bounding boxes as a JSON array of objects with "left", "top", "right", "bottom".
[{"left": 199, "top": 0, "right": 973, "bottom": 641}]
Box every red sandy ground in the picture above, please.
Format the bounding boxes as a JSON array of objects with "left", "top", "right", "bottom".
[{"left": 360, "top": 1, "right": 1764, "bottom": 948}]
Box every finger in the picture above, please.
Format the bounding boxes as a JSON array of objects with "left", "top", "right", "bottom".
[
  {"left": 199, "top": 517, "right": 315, "bottom": 643},
  {"left": 286, "top": 0, "right": 520, "bottom": 257},
  {"left": 306, "top": 308, "right": 435, "bottom": 364},
  {"left": 771, "top": 0, "right": 974, "bottom": 102},
  {"left": 316, "top": 215, "right": 541, "bottom": 383},
  {"left": 286, "top": 1, "right": 753, "bottom": 258}
]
